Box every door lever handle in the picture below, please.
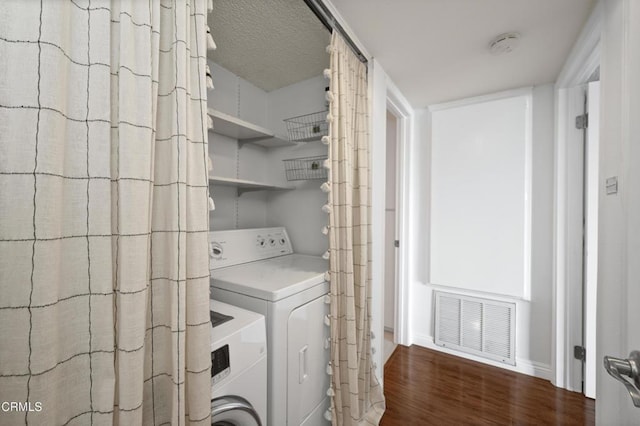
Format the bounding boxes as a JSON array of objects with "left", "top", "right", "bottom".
[{"left": 603, "top": 351, "right": 640, "bottom": 407}]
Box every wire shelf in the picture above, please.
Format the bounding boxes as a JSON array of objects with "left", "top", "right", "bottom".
[
  {"left": 284, "top": 111, "right": 328, "bottom": 142},
  {"left": 283, "top": 155, "right": 328, "bottom": 181}
]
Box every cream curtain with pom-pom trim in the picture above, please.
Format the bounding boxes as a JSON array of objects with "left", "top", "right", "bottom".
[{"left": 326, "top": 32, "right": 385, "bottom": 426}]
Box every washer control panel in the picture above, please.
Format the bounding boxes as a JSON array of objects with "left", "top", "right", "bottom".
[
  {"left": 209, "top": 227, "right": 293, "bottom": 269},
  {"left": 211, "top": 344, "right": 230, "bottom": 384}
]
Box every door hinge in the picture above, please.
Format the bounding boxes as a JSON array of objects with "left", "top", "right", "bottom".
[
  {"left": 574, "top": 345, "right": 586, "bottom": 362},
  {"left": 394, "top": 240, "right": 399, "bottom": 248},
  {"left": 575, "top": 113, "right": 589, "bottom": 130}
]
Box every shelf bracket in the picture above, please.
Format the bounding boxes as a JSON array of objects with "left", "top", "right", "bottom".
[
  {"left": 238, "top": 136, "right": 274, "bottom": 147},
  {"left": 237, "top": 187, "right": 265, "bottom": 196}
]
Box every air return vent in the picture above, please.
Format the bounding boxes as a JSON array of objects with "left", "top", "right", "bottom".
[{"left": 434, "top": 291, "right": 516, "bottom": 365}]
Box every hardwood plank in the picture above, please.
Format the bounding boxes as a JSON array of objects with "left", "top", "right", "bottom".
[{"left": 381, "top": 345, "right": 594, "bottom": 425}]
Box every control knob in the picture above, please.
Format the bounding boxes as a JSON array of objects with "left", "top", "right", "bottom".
[{"left": 210, "top": 242, "right": 223, "bottom": 259}]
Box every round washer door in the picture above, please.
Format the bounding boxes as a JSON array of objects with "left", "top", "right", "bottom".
[{"left": 211, "top": 395, "right": 262, "bottom": 426}]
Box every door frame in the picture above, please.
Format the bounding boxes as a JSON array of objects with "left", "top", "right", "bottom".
[
  {"left": 583, "top": 80, "right": 600, "bottom": 399},
  {"left": 369, "top": 59, "right": 414, "bottom": 379},
  {"left": 386, "top": 83, "right": 412, "bottom": 348},
  {"left": 552, "top": 1, "right": 602, "bottom": 391},
  {"left": 383, "top": 109, "right": 398, "bottom": 337}
]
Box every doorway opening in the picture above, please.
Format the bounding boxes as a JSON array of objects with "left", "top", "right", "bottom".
[
  {"left": 561, "top": 77, "right": 600, "bottom": 398},
  {"left": 383, "top": 109, "right": 399, "bottom": 364}
]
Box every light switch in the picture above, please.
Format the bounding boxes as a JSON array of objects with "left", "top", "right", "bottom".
[{"left": 606, "top": 177, "right": 618, "bottom": 195}]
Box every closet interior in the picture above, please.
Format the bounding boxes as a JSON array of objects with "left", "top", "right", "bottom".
[{"left": 207, "top": 0, "right": 330, "bottom": 256}]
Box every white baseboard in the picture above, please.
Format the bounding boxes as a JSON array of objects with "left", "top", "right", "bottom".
[{"left": 412, "top": 333, "right": 552, "bottom": 381}]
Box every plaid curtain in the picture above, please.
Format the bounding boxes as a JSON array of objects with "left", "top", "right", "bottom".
[
  {"left": 0, "top": 1, "right": 211, "bottom": 424},
  {"left": 326, "top": 31, "right": 385, "bottom": 426}
]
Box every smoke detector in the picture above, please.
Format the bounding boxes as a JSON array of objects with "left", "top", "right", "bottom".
[{"left": 489, "top": 32, "right": 521, "bottom": 55}]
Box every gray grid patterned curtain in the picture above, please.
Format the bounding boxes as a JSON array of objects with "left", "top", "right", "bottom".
[
  {"left": 0, "top": 1, "right": 212, "bottom": 424},
  {"left": 326, "top": 32, "right": 385, "bottom": 426}
]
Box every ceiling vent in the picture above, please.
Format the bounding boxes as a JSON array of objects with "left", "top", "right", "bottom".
[{"left": 489, "top": 32, "right": 521, "bottom": 55}]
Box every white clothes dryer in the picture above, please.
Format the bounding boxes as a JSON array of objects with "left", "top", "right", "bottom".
[
  {"left": 210, "top": 300, "right": 267, "bottom": 426},
  {"left": 209, "top": 227, "right": 330, "bottom": 426}
]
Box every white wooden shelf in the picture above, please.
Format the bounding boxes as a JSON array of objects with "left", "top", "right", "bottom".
[
  {"left": 209, "top": 176, "right": 293, "bottom": 195},
  {"left": 207, "top": 108, "right": 296, "bottom": 148}
]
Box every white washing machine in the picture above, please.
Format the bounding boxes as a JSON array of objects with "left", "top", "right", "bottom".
[
  {"left": 210, "top": 300, "right": 267, "bottom": 426},
  {"left": 209, "top": 227, "right": 330, "bottom": 426}
]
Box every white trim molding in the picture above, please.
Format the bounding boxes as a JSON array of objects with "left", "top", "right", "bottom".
[
  {"left": 429, "top": 86, "right": 534, "bottom": 112},
  {"left": 556, "top": 1, "right": 603, "bottom": 88},
  {"left": 413, "top": 333, "right": 552, "bottom": 381}
]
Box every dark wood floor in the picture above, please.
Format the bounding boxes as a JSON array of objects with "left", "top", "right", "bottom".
[{"left": 381, "top": 345, "right": 594, "bottom": 425}]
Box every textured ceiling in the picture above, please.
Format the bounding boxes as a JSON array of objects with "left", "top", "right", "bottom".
[
  {"left": 331, "top": 0, "right": 595, "bottom": 107},
  {"left": 207, "top": 0, "right": 330, "bottom": 92}
]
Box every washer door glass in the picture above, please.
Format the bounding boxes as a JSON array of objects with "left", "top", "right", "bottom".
[{"left": 211, "top": 395, "right": 262, "bottom": 426}]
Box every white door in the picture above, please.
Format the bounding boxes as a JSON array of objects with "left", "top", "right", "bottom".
[
  {"left": 287, "top": 295, "right": 329, "bottom": 425},
  {"left": 596, "top": 0, "right": 640, "bottom": 423}
]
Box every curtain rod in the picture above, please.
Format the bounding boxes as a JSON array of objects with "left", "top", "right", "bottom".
[{"left": 303, "top": 0, "right": 368, "bottom": 64}]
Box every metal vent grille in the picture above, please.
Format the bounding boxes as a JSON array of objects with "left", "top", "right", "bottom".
[{"left": 434, "top": 291, "right": 516, "bottom": 365}]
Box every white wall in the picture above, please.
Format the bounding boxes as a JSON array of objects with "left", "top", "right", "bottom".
[
  {"left": 411, "top": 84, "right": 555, "bottom": 378},
  {"left": 208, "top": 138, "right": 271, "bottom": 230},
  {"left": 409, "top": 108, "right": 432, "bottom": 347},
  {"left": 265, "top": 76, "right": 329, "bottom": 256},
  {"left": 208, "top": 61, "right": 271, "bottom": 230},
  {"left": 430, "top": 91, "right": 532, "bottom": 299},
  {"left": 208, "top": 62, "right": 269, "bottom": 126},
  {"left": 266, "top": 75, "right": 328, "bottom": 138},
  {"left": 207, "top": 62, "right": 328, "bottom": 255},
  {"left": 528, "top": 84, "right": 555, "bottom": 368}
]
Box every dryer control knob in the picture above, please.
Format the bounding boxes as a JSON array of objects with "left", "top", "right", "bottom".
[{"left": 210, "top": 242, "right": 223, "bottom": 259}]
